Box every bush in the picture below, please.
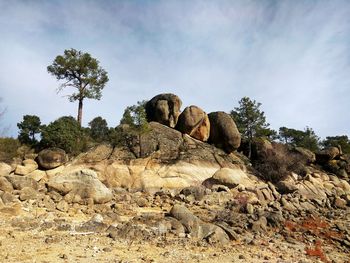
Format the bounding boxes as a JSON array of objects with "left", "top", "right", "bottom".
[
  {"left": 253, "top": 143, "right": 305, "bottom": 183},
  {"left": 0, "top": 137, "right": 20, "bottom": 163},
  {"left": 40, "top": 116, "right": 88, "bottom": 154}
]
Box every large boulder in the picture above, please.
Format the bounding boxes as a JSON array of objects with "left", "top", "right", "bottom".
[
  {"left": 204, "top": 167, "right": 254, "bottom": 189},
  {"left": 37, "top": 148, "right": 68, "bottom": 169},
  {"left": 175, "top": 105, "right": 210, "bottom": 142},
  {"left": 145, "top": 93, "right": 182, "bottom": 128},
  {"left": 47, "top": 169, "right": 113, "bottom": 204},
  {"left": 316, "top": 147, "right": 341, "bottom": 164},
  {"left": 0, "top": 162, "right": 12, "bottom": 177},
  {"left": 208, "top": 111, "right": 241, "bottom": 153}
]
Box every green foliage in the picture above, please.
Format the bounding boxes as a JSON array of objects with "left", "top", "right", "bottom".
[
  {"left": 278, "top": 126, "right": 320, "bottom": 152},
  {"left": 47, "top": 48, "right": 109, "bottom": 124},
  {"left": 17, "top": 115, "right": 42, "bottom": 145},
  {"left": 109, "top": 100, "right": 150, "bottom": 147},
  {"left": 88, "top": 116, "right": 109, "bottom": 142},
  {"left": 322, "top": 135, "right": 350, "bottom": 154},
  {"left": 230, "top": 97, "right": 270, "bottom": 158},
  {"left": 0, "top": 137, "right": 20, "bottom": 163},
  {"left": 40, "top": 116, "right": 87, "bottom": 154},
  {"left": 120, "top": 100, "right": 149, "bottom": 133}
]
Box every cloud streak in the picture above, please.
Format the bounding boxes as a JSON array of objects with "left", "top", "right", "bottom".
[{"left": 0, "top": 0, "right": 349, "bottom": 138}]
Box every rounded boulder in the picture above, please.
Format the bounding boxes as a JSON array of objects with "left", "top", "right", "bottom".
[
  {"left": 145, "top": 93, "right": 182, "bottom": 128},
  {"left": 208, "top": 111, "right": 241, "bottom": 153},
  {"left": 175, "top": 105, "right": 210, "bottom": 141},
  {"left": 37, "top": 148, "right": 68, "bottom": 169}
]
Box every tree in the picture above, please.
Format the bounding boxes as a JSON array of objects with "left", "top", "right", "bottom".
[
  {"left": 88, "top": 116, "right": 109, "bottom": 142},
  {"left": 322, "top": 135, "right": 350, "bottom": 154},
  {"left": 47, "top": 48, "right": 109, "bottom": 125},
  {"left": 278, "top": 126, "right": 320, "bottom": 152},
  {"left": 17, "top": 115, "right": 42, "bottom": 145},
  {"left": 40, "top": 116, "right": 87, "bottom": 154},
  {"left": 230, "top": 97, "right": 270, "bottom": 158},
  {"left": 120, "top": 100, "right": 149, "bottom": 131},
  {"left": 109, "top": 101, "right": 149, "bottom": 147}
]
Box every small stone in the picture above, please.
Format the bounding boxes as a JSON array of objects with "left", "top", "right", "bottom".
[
  {"left": 246, "top": 203, "right": 254, "bottom": 214},
  {"left": 239, "top": 254, "right": 245, "bottom": 259},
  {"left": 334, "top": 197, "right": 347, "bottom": 209},
  {"left": 103, "top": 247, "right": 112, "bottom": 252},
  {"left": 56, "top": 200, "right": 69, "bottom": 212},
  {"left": 19, "top": 187, "right": 38, "bottom": 201}
]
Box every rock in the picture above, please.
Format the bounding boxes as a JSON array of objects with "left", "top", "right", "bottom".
[
  {"left": 0, "top": 162, "right": 12, "bottom": 177},
  {"left": 5, "top": 175, "right": 38, "bottom": 190},
  {"left": 27, "top": 170, "right": 46, "bottom": 182},
  {"left": 334, "top": 197, "right": 347, "bottom": 209},
  {"left": 0, "top": 177, "right": 13, "bottom": 192},
  {"left": 251, "top": 216, "right": 267, "bottom": 232},
  {"left": 179, "top": 186, "right": 206, "bottom": 201},
  {"left": 208, "top": 111, "right": 241, "bottom": 153},
  {"left": 1, "top": 192, "right": 16, "bottom": 204},
  {"left": 208, "top": 167, "right": 254, "bottom": 188},
  {"left": 169, "top": 204, "right": 229, "bottom": 244},
  {"left": 56, "top": 200, "right": 69, "bottom": 212},
  {"left": 15, "top": 159, "right": 38, "bottom": 176},
  {"left": 316, "top": 147, "right": 341, "bottom": 164},
  {"left": 175, "top": 105, "right": 210, "bottom": 142},
  {"left": 73, "top": 144, "right": 113, "bottom": 164},
  {"left": 145, "top": 93, "right": 182, "bottom": 128},
  {"left": 246, "top": 203, "right": 254, "bottom": 214},
  {"left": 37, "top": 148, "right": 68, "bottom": 169},
  {"left": 276, "top": 180, "right": 298, "bottom": 194},
  {"left": 47, "top": 169, "right": 113, "bottom": 204},
  {"left": 19, "top": 187, "right": 38, "bottom": 201}
]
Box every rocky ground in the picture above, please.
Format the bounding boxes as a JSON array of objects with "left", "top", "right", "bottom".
[
  {"left": 1, "top": 120, "right": 350, "bottom": 262},
  {"left": 0, "top": 186, "right": 349, "bottom": 263}
]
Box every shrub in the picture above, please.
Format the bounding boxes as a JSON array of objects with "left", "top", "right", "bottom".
[
  {"left": 254, "top": 143, "right": 305, "bottom": 183},
  {"left": 0, "top": 137, "right": 20, "bottom": 163},
  {"left": 40, "top": 116, "right": 88, "bottom": 154}
]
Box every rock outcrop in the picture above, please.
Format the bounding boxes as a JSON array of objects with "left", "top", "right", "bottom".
[
  {"left": 208, "top": 111, "right": 241, "bottom": 153},
  {"left": 175, "top": 105, "right": 210, "bottom": 142},
  {"left": 145, "top": 93, "right": 182, "bottom": 128}
]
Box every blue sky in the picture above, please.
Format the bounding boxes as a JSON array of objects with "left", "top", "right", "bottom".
[{"left": 0, "top": 0, "right": 349, "bottom": 138}]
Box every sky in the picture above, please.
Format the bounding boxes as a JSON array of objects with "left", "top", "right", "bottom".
[{"left": 0, "top": 0, "right": 349, "bottom": 139}]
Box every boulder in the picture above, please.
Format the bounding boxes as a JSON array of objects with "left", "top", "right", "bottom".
[
  {"left": 15, "top": 159, "right": 38, "bottom": 176},
  {"left": 316, "top": 147, "right": 341, "bottom": 164},
  {"left": 47, "top": 169, "right": 113, "bottom": 204},
  {"left": 145, "top": 93, "right": 182, "bottom": 128},
  {"left": 0, "top": 177, "right": 13, "bottom": 192},
  {"left": 73, "top": 144, "right": 113, "bottom": 164},
  {"left": 5, "top": 175, "right": 38, "bottom": 190},
  {"left": 208, "top": 111, "right": 241, "bottom": 153},
  {"left": 205, "top": 167, "right": 254, "bottom": 189},
  {"left": 169, "top": 204, "right": 229, "bottom": 244},
  {"left": 37, "top": 148, "right": 68, "bottom": 169},
  {"left": 276, "top": 180, "right": 298, "bottom": 194},
  {"left": 27, "top": 170, "right": 46, "bottom": 182},
  {"left": 175, "top": 105, "right": 210, "bottom": 142},
  {"left": 0, "top": 162, "right": 12, "bottom": 177}
]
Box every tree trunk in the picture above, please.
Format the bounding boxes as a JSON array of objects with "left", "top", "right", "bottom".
[{"left": 77, "top": 99, "right": 83, "bottom": 125}]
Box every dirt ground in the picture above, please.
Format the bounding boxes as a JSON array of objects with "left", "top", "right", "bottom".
[{"left": 0, "top": 203, "right": 349, "bottom": 263}]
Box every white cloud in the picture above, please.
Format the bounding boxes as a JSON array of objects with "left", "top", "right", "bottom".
[{"left": 0, "top": 0, "right": 349, "bottom": 138}]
